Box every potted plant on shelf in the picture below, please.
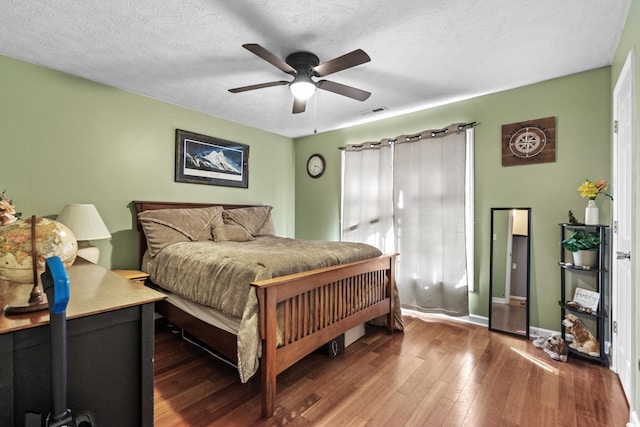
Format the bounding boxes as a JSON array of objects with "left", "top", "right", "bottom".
[{"left": 562, "top": 229, "right": 600, "bottom": 267}]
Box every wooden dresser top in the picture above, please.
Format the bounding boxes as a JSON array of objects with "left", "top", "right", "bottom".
[{"left": 0, "top": 257, "right": 164, "bottom": 334}]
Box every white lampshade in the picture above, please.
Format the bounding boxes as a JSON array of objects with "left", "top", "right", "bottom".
[
  {"left": 57, "top": 204, "right": 111, "bottom": 263},
  {"left": 57, "top": 204, "right": 111, "bottom": 240}
]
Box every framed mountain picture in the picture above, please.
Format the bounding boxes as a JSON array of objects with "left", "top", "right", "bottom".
[{"left": 175, "top": 129, "right": 249, "bottom": 188}]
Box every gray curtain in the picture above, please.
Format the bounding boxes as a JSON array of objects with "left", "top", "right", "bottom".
[
  {"left": 342, "top": 125, "right": 470, "bottom": 316},
  {"left": 394, "top": 131, "right": 468, "bottom": 316}
]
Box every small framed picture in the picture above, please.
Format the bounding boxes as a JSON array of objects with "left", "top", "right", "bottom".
[
  {"left": 573, "top": 287, "right": 600, "bottom": 312},
  {"left": 175, "top": 129, "right": 249, "bottom": 188}
]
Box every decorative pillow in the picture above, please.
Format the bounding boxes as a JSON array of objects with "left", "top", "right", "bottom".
[
  {"left": 211, "top": 220, "right": 255, "bottom": 242},
  {"left": 138, "top": 206, "right": 223, "bottom": 257},
  {"left": 222, "top": 206, "right": 276, "bottom": 236}
]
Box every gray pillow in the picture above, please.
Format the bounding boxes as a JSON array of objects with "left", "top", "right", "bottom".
[
  {"left": 222, "top": 206, "right": 276, "bottom": 236},
  {"left": 138, "top": 206, "right": 223, "bottom": 257}
]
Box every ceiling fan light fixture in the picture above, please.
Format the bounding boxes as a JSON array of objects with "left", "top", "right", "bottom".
[
  {"left": 230, "top": 44, "right": 371, "bottom": 113},
  {"left": 289, "top": 75, "right": 316, "bottom": 100}
]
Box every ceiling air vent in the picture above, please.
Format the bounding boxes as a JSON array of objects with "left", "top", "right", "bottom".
[{"left": 360, "top": 106, "right": 388, "bottom": 116}]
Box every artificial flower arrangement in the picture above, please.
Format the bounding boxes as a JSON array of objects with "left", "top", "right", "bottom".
[
  {"left": 578, "top": 179, "right": 612, "bottom": 201},
  {"left": 0, "top": 190, "right": 21, "bottom": 225}
]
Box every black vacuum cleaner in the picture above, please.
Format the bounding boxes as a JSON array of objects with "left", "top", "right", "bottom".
[{"left": 25, "top": 256, "right": 97, "bottom": 427}]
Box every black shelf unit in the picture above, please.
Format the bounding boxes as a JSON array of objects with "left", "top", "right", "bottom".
[{"left": 558, "top": 223, "right": 610, "bottom": 365}]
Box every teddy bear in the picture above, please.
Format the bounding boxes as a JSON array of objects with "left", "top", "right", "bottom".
[
  {"left": 562, "top": 313, "right": 600, "bottom": 357},
  {"left": 533, "top": 334, "right": 569, "bottom": 362}
]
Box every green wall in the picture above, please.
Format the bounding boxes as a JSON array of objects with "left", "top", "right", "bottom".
[
  {"left": 611, "top": 0, "right": 640, "bottom": 419},
  {"left": 0, "top": 55, "right": 296, "bottom": 270},
  {"left": 295, "top": 67, "right": 612, "bottom": 331}
]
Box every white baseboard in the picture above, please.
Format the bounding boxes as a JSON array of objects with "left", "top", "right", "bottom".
[
  {"left": 402, "top": 309, "right": 561, "bottom": 338},
  {"left": 461, "top": 314, "right": 488, "bottom": 327},
  {"left": 529, "top": 325, "right": 560, "bottom": 338},
  {"left": 402, "top": 309, "right": 488, "bottom": 328}
]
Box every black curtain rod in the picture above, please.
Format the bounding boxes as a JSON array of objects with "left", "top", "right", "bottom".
[{"left": 338, "top": 122, "right": 478, "bottom": 150}]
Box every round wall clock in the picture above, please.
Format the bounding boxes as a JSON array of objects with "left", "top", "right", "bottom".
[{"left": 306, "top": 154, "right": 326, "bottom": 178}]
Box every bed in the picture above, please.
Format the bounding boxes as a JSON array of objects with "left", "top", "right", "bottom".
[{"left": 133, "top": 201, "right": 402, "bottom": 418}]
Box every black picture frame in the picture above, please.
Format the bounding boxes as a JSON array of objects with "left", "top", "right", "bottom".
[{"left": 175, "top": 129, "right": 249, "bottom": 188}]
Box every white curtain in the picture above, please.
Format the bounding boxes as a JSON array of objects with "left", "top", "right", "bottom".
[
  {"left": 342, "top": 125, "right": 472, "bottom": 316},
  {"left": 341, "top": 144, "right": 394, "bottom": 253}
]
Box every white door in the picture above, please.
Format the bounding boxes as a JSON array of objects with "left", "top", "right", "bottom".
[{"left": 612, "top": 48, "right": 635, "bottom": 412}]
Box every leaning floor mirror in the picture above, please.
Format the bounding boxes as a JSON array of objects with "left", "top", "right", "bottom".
[{"left": 489, "top": 208, "right": 531, "bottom": 338}]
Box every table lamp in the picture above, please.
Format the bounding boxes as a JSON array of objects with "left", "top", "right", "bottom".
[{"left": 57, "top": 204, "right": 111, "bottom": 263}]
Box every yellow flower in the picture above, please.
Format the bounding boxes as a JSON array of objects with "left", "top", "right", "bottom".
[{"left": 578, "top": 179, "right": 612, "bottom": 201}]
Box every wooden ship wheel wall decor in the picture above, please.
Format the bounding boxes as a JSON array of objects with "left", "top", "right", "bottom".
[{"left": 501, "top": 116, "right": 556, "bottom": 166}]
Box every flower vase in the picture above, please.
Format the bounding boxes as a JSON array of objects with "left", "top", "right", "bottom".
[{"left": 585, "top": 199, "right": 599, "bottom": 225}]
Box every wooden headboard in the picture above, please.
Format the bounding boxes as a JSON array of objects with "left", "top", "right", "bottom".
[{"left": 133, "top": 200, "right": 260, "bottom": 267}]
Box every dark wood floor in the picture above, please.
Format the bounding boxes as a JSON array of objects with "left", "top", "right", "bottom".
[{"left": 154, "top": 312, "right": 629, "bottom": 426}]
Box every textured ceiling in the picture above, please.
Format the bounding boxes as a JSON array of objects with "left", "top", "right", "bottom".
[{"left": 0, "top": 1, "right": 632, "bottom": 138}]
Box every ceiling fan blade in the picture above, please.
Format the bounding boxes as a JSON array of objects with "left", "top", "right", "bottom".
[
  {"left": 292, "top": 97, "right": 307, "bottom": 114},
  {"left": 243, "top": 43, "right": 297, "bottom": 75},
  {"left": 228, "top": 80, "right": 289, "bottom": 93},
  {"left": 317, "top": 80, "right": 371, "bottom": 101},
  {"left": 313, "top": 49, "right": 370, "bottom": 77}
]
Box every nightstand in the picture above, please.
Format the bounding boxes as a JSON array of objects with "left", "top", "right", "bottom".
[{"left": 113, "top": 269, "right": 150, "bottom": 286}]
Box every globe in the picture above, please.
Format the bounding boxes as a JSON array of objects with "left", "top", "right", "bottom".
[{"left": 0, "top": 217, "right": 77, "bottom": 283}]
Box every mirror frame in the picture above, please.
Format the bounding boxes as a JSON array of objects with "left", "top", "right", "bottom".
[{"left": 488, "top": 207, "right": 531, "bottom": 338}]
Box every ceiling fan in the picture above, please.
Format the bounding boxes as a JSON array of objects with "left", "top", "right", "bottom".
[{"left": 229, "top": 44, "right": 371, "bottom": 114}]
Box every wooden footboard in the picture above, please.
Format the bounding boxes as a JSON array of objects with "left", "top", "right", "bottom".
[{"left": 252, "top": 253, "right": 397, "bottom": 419}]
